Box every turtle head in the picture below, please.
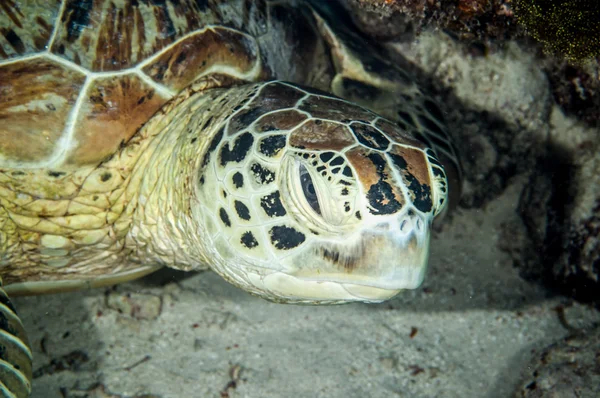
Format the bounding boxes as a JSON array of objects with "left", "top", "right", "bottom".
[{"left": 196, "top": 82, "right": 448, "bottom": 304}]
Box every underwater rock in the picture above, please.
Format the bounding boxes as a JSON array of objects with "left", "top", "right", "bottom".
[
  {"left": 515, "top": 324, "right": 600, "bottom": 397},
  {"left": 513, "top": 0, "right": 600, "bottom": 62},
  {"left": 340, "top": 0, "right": 424, "bottom": 39},
  {"left": 516, "top": 107, "right": 600, "bottom": 303},
  {"left": 346, "top": 1, "right": 600, "bottom": 126},
  {"left": 343, "top": 0, "right": 518, "bottom": 43},
  {"left": 544, "top": 59, "right": 600, "bottom": 127}
]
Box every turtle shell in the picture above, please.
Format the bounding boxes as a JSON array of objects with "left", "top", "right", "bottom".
[{"left": 0, "top": 0, "right": 323, "bottom": 168}]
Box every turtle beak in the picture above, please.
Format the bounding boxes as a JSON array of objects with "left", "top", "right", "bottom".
[
  {"left": 294, "top": 230, "right": 430, "bottom": 292},
  {"left": 255, "top": 213, "right": 432, "bottom": 303}
]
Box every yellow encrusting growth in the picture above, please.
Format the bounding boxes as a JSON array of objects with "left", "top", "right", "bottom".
[{"left": 514, "top": 0, "right": 600, "bottom": 61}]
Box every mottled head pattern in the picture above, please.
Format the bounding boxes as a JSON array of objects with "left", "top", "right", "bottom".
[{"left": 197, "top": 81, "right": 448, "bottom": 303}]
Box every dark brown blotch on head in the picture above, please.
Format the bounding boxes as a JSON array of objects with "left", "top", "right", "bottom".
[
  {"left": 250, "top": 162, "right": 276, "bottom": 185},
  {"left": 330, "top": 156, "right": 345, "bottom": 166},
  {"left": 387, "top": 146, "right": 433, "bottom": 213},
  {"left": 366, "top": 180, "right": 403, "bottom": 215},
  {"left": 241, "top": 231, "right": 259, "bottom": 249},
  {"left": 344, "top": 147, "right": 378, "bottom": 189},
  {"left": 235, "top": 200, "right": 251, "bottom": 221},
  {"left": 232, "top": 171, "right": 244, "bottom": 188},
  {"left": 258, "top": 135, "right": 287, "bottom": 158},
  {"left": 289, "top": 120, "right": 355, "bottom": 151},
  {"left": 260, "top": 191, "right": 287, "bottom": 218},
  {"left": 202, "top": 127, "right": 225, "bottom": 167},
  {"left": 254, "top": 82, "right": 306, "bottom": 109},
  {"left": 219, "top": 208, "right": 231, "bottom": 227},
  {"left": 350, "top": 122, "right": 390, "bottom": 151},
  {"left": 345, "top": 147, "right": 405, "bottom": 215},
  {"left": 388, "top": 145, "right": 431, "bottom": 190},
  {"left": 269, "top": 225, "right": 305, "bottom": 250},
  {"left": 227, "top": 83, "right": 306, "bottom": 135},
  {"left": 227, "top": 106, "right": 266, "bottom": 134},
  {"left": 219, "top": 132, "right": 254, "bottom": 166},
  {"left": 319, "top": 152, "right": 335, "bottom": 162},
  {"left": 364, "top": 152, "right": 403, "bottom": 215}
]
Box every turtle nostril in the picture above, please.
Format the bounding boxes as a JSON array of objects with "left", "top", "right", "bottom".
[
  {"left": 396, "top": 210, "right": 427, "bottom": 234},
  {"left": 400, "top": 220, "right": 408, "bottom": 231}
]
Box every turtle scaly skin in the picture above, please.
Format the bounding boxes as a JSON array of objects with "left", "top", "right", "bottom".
[{"left": 0, "top": 1, "right": 461, "bottom": 395}]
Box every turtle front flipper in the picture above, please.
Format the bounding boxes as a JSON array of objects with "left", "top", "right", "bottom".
[{"left": 0, "top": 278, "right": 32, "bottom": 397}]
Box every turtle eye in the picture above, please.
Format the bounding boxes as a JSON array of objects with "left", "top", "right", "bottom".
[{"left": 299, "top": 163, "right": 321, "bottom": 215}]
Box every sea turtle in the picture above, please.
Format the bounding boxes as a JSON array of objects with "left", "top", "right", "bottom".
[{"left": 0, "top": 0, "right": 461, "bottom": 395}]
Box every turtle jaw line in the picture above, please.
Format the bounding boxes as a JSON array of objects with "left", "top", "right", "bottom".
[{"left": 246, "top": 271, "right": 403, "bottom": 304}]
